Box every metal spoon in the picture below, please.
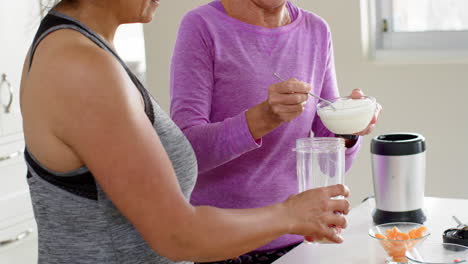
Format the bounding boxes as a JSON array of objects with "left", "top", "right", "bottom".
[{"left": 273, "top": 73, "right": 336, "bottom": 111}]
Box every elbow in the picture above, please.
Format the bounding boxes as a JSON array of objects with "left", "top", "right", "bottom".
[
  {"left": 143, "top": 217, "right": 205, "bottom": 262},
  {"left": 144, "top": 206, "right": 238, "bottom": 262},
  {"left": 147, "top": 236, "right": 207, "bottom": 262},
  {"left": 160, "top": 250, "right": 189, "bottom": 263}
]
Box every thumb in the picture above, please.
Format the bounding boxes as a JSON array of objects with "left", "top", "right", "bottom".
[{"left": 350, "top": 89, "right": 364, "bottom": 99}]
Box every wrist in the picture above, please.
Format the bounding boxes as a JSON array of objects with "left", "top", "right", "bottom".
[
  {"left": 246, "top": 101, "right": 282, "bottom": 140},
  {"left": 276, "top": 198, "right": 298, "bottom": 235},
  {"left": 335, "top": 134, "right": 359, "bottom": 148}
]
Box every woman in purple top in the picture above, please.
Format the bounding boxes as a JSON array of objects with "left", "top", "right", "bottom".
[{"left": 171, "top": 0, "right": 381, "bottom": 263}]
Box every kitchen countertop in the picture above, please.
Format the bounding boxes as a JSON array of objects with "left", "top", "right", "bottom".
[{"left": 273, "top": 197, "right": 468, "bottom": 264}]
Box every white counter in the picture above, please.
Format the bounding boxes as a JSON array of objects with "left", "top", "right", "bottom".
[{"left": 273, "top": 197, "right": 468, "bottom": 264}]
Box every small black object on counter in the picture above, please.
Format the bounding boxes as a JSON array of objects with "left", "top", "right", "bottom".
[{"left": 443, "top": 227, "right": 468, "bottom": 248}]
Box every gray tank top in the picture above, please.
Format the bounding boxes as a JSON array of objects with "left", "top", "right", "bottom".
[{"left": 25, "top": 10, "right": 197, "bottom": 264}]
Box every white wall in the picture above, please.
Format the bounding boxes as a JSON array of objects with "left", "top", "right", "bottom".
[
  {"left": 144, "top": 0, "right": 468, "bottom": 206},
  {"left": 144, "top": 0, "right": 209, "bottom": 112}
]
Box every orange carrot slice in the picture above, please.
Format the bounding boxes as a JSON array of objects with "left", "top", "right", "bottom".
[
  {"left": 396, "top": 232, "right": 410, "bottom": 240},
  {"left": 376, "top": 234, "right": 387, "bottom": 239},
  {"left": 408, "top": 229, "right": 418, "bottom": 239},
  {"left": 386, "top": 227, "right": 400, "bottom": 239},
  {"left": 376, "top": 225, "right": 427, "bottom": 262},
  {"left": 414, "top": 226, "right": 427, "bottom": 238},
  {"left": 393, "top": 256, "right": 407, "bottom": 262}
]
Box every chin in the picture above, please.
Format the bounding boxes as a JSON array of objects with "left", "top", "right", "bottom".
[
  {"left": 137, "top": 9, "right": 158, "bottom": 23},
  {"left": 142, "top": 3, "right": 158, "bottom": 23},
  {"left": 257, "top": 0, "right": 287, "bottom": 9},
  {"left": 140, "top": 16, "right": 154, "bottom": 23},
  {"left": 121, "top": 15, "right": 154, "bottom": 24}
]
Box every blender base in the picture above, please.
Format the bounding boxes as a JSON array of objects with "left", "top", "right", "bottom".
[{"left": 372, "top": 208, "right": 426, "bottom": 225}]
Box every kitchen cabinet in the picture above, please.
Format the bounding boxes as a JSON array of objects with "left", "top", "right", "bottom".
[
  {"left": 0, "top": 1, "right": 40, "bottom": 136},
  {"left": 0, "top": 218, "right": 38, "bottom": 264},
  {"left": 0, "top": 1, "right": 40, "bottom": 263}
]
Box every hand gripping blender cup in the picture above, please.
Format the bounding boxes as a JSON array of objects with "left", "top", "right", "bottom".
[{"left": 294, "top": 137, "right": 346, "bottom": 243}]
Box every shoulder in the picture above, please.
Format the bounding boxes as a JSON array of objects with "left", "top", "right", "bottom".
[
  {"left": 293, "top": 4, "right": 332, "bottom": 36},
  {"left": 23, "top": 28, "right": 146, "bottom": 157},
  {"left": 183, "top": 3, "right": 218, "bottom": 21},
  {"left": 179, "top": 3, "right": 221, "bottom": 31},
  {"left": 51, "top": 30, "right": 122, "bottom": 76},
  {"left": 176, "top": 4, "right": 220, "bottom": 50},
  {"left": 26, "top": 28, "right": 141, "bottom": 132},
  {"left": 33, "top": 29, "right": 130, "bottom": 99}
]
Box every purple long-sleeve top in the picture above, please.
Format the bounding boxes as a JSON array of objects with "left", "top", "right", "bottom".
[{"left": 170, "top": 1, "right": 362, "bottom": 252}]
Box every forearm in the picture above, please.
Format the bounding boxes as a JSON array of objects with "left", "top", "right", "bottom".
[
  {"left": 174, "top": 203, "right": 290, "bottom": 262},
  {"left": 181, "top": 112, "right": 261, "bottom": 173}
]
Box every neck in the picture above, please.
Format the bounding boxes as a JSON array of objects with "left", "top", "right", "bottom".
[
  {"left": 221, "top": 0, "right": 290, "bottom": 28},
  {"left": 54, "top": 2, "right": 120, "bottom": 45}
]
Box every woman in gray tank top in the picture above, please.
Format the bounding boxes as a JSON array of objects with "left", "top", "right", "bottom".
[{"left": 20, "top": 0, "right": 351, "bottom": 263}]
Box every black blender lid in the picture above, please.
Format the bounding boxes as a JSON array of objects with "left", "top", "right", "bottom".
[{"left": 371, "top": 133, "right": 426, "bottom": 156}]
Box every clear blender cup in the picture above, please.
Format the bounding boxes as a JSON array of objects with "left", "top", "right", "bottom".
[{"left": 294, "top": 137, "right": 346, "bottom": 243}]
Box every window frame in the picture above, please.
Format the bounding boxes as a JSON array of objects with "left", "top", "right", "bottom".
[{"left": 361, "top": 0, "right": 468, "bottom": 64}]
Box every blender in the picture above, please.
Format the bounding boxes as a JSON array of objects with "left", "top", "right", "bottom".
[{"left": 371, "top": 133, "right": 427, "bottom": 225}]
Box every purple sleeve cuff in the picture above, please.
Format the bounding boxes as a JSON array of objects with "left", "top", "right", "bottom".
[
  {"left": 344, "top": 136, "right": 362, "bottom": 172},
  {"left": 345, "top": 136, "right": 362, "bottom": 155},
  {"left": 224, "top": 111, "right": 262, "bottom": 155}
]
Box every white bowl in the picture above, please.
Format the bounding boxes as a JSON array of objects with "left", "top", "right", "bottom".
[{"left": 317, "top": 96, "right": 377, "bottom": 135}]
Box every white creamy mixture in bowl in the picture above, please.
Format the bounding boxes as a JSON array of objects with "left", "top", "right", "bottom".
[{"left": 317, "top": 96, "right": 377, "bottom": 134}]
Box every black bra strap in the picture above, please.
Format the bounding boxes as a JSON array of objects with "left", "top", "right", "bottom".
[{"left": 25, "top": 150, "right": 98, "bottom": 200}]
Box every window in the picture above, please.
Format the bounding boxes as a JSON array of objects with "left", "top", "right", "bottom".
[
  {"left": 361, "top": 0, "right": 468, "bottom": 62},
  {"left": 114, "top": 24, "right": 147, "bottom": 85},
  {"left": 392, "top": 0, "right": 468, "bottom": 32}
]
